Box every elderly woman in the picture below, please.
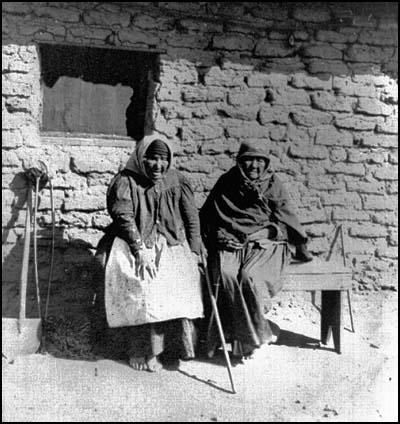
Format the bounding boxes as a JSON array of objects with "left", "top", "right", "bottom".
[
  {"left": 94, "top": 134, "right": 203, "bottom": 372},
  {"left": 200, "top": 139, "right": 312, "bottom": 361}
]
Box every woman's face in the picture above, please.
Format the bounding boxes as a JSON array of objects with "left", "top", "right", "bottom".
[
  {"left": 143, "top": 153, "right": 169, "bottom": 181},
  {"left": 240, "top": 156, "right": 268, "bottom": 180}
]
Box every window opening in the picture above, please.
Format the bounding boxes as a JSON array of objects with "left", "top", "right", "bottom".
[{"left": 39, "top": 44, "right": 158, "bottom": 141}]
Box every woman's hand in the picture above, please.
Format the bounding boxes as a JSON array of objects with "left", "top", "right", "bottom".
[
  {"left": 135, "top": 249, "right": 157, "bottom": 279},
  {"left": 224, "top": 239, "right": 244, "bottom": 251},
  {"left": 216, "top": 230, "right": 244, "bottom": 251},
  {"left": 192, "top": 251, "right": 201, "bottom": 265}
]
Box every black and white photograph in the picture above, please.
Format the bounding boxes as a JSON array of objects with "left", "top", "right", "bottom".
[{"left": 2, "top": 2, "right": 398, "bottom": 422}]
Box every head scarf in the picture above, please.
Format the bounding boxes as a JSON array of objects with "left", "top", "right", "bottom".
[
  {"left": 236, "top": 139, "right": 272, "bottom": 183},
  {"left": 237, "top": 139, "right": 270, "bottom": 162},
  {"left": 125, "top": 134, "right": 173, "bottom": 180},
  {"left": 145, "top": 139, "right": 170, "bottom": 158}
]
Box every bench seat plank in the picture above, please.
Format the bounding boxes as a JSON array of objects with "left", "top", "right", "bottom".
[
  {"left": 282, "top": 274, "right": 353, "bottom": 291},
  {"left": 285, "top": 257, "right": 351, "bottom": 275}
]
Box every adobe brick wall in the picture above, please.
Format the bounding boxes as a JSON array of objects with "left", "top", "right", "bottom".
[{"left": 2, "top": 2, "right": 398, "bottom": 319}]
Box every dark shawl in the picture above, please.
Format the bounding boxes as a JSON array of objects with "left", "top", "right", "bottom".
[{"left": 200, "top": 165, "right": 307, "bottom": 250}]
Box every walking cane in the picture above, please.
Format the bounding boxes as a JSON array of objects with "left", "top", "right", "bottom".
[
  {"left": 44, "top": 175, "right": 55, "bottom": 322},
  {"left": 199, "top": 250, "right": 236, "bottom": 394},
  {"left": 33, "top": 175, "right": 42, "bottom": 322},
  {"left": 206, "top": 281, "right": 219, "bottom": 344}
]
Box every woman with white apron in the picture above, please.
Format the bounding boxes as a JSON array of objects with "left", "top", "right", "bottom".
[{"left": 95, "top": 134, "right": 203, "bottom": 372}]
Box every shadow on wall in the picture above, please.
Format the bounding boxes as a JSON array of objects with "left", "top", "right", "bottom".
[
  {"left": 1, "top": 173, "right": 124, "bottom": 360},
  {"left": 3, "top": 173, "right": 93, "bottom": 319}
]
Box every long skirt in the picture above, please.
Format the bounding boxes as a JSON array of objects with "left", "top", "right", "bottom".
[
  {"left": 207, "top": 240, "right": 290, "bottom": 353},
  {"left": 93, "top": 233, "right": 204, "bottom": 360}
]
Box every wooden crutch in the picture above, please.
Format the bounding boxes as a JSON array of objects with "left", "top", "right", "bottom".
[{"left": 199, "top": 250, "right": 236, "bottom": 394}]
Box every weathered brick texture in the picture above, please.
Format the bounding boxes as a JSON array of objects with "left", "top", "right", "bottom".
[{"left": 2, "top": 1, "right": 398, "bottom": 320}]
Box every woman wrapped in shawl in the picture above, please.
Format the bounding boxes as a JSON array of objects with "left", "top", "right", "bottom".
[
  {"left": 94, "top": 134, "right": 203, "bottom": 372},
  {"left": 200, "top": 139, "right": 312, "bottom": 360}
]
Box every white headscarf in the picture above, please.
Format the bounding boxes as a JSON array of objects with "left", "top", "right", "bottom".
[{"left": 125, "top": 134, "right": 174, "bottom": 179}]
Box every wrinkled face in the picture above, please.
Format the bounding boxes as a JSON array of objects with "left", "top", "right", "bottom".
[
  {"left": 143, "top": 153, "right": 169, "bottom": 181},
  {"left": 240, "top": 156, "right": 268, "bottom": 180}
]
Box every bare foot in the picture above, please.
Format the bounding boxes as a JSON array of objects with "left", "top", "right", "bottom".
[
  {"left": 146, "top": 355, "right": 162, "bottom": 372},
  {"left": 128, "top": 356, "right": 147, "bottom": 371},
  {"left": 247, "top": 344, "right": 269, "bottom": 361},
  {"left": 232, "top": 341, "right": 255, "bottom": 361},
  {"left": 242, "top": 352, "right": 255, "bottom": 361},
  {"left": 268, "top": 320, "right": 280, "bottom": 344}
]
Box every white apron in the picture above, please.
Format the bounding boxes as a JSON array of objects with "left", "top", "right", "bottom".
[{"left": 105, "top": 235, "right": 204, "bottom": 327}]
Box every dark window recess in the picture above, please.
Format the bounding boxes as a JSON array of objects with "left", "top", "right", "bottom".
[{"left": 40, "top": 44, "right": 158, "bottom": 141}]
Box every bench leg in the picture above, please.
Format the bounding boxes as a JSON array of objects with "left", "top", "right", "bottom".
[{"left": 321, "top": 291, "right": 342, "bottom": 354}]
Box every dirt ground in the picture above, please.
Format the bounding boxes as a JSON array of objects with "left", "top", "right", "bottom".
[{"left": 2, "top": 290, "right": 398, "bottom": 422}]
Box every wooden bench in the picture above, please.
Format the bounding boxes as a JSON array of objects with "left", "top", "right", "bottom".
[{"left": 282, "top": 257, "right": 353, "bottom": 354}]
